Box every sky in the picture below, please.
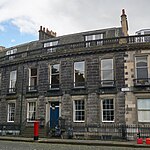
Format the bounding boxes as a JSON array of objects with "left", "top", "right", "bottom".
[{"left": 0, "top": 0, "right": 150, "bottom": 48}]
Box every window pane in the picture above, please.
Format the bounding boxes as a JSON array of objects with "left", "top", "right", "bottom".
[
  {"left": 31, "top": 68, "right": 37, "bottom": 76},
  {"left": 52, "top": 64, "right": 59, "bottom": 74},
  {"left": 10, "top": 71, "right": 17, "bottom": 89},
  {"left": 8, "top": 103, "right": 15, "bottom": 122},
  {"left": 101, "top": 59, "right": 113, "bottom": 70},
  {"left": 31, "top": 77, "right": 37, "bottom": 86},
  {"left": 102, "top": 99, "right": 114, "bottom": 122},
  {"left": 74, "top": 100, "right": 85, "bottom": 122},
  {"left": 136, "top": 56, "right": 148, "bottom": 79},
  {"left": 30, "top": 68, "right": 37, "bottom": 88},
  {"left": 138, "top": 99, "right": 150, "bottom": 110},
  {"left": 74, "top": 61, "right": 85, "bottom": 87},
  {"left": 136, "top": 57, "right": 147, "bottom": 67},
  {"left": 138, "top": 111, "right": 150, "bottom": 122},
  {"left": 95, "top": 34, "right": 103, "bottom": 40},
  {"left": 74, "top": 61, "right": 84, "bottom": 72},
  {"left": 102, "top": 70, "right": 113, "bottom": 80},
  {"left": 28, "top": 102, "right": 36, "bottom": 121},
  {"left": 50, "top": 64, "right": 60, "bottom": 88},
  {"left": 137, "top": 68, "right": 148, "bottom": 79},
  {"left": 75, "top": 72, "right": 85, "bottom": 82},
  {"left": 85, "top": 35, "right": 93, "bottom": 41},
  {"left": 44, "top": 41, "right": 58, "bottom": 47}
]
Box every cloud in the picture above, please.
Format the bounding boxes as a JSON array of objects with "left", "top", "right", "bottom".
[
  {"left": 0, "top": 0, "right": 150, "bottom": 36},
  {"left": 11, "top": 39, "right": 15, "bottom": 43},
  {"left": 11, "top": 17, "right": 37, "bottom": 34}
]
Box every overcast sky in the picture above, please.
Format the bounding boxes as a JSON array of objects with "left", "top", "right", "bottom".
[{"left": 0, "top": 0, "right": 150, "bottom": 48}]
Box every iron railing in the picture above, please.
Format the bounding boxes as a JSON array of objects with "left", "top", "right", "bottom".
[
  {"left": 0, "top": 123, "right": 20, "bottom": 136},
  {"left": 1, "top": 34, "right": 150, "bottom": 63},
  {"left": 7, "top": 87, "right": 16, "bottom": 94},
  {"left": 71, "top": 124, "right": 150, "bottom": 140},
  {"left": 26, "top": 86, "right": 38, "bottom": 92},
  {"left": 100, "top": 80, "right": 116, "bottom": 88},
  {"left": 133, "top": 78, "right": 150, "bottom": 87},
  {"left": 48, "top": 84, "right": 60, "bottom": 90}
]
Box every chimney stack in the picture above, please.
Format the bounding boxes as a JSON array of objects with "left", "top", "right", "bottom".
[
  {"left": 0, "top": 46, "right": 5, "bottom": 52},
  {"left": 121, "top": 9, "right": 128, "bottom": 36},
  {"left": 39, "top": 26, "right": 57, "bottom": 40}
]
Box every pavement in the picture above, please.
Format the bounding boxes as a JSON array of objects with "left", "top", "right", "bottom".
[{"left": 0, "top": 136, "right": 150, "bottom": 148}]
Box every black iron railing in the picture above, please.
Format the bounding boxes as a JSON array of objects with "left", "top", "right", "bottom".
[
  {"left": 48, "top": 84, "right": 60, "bottom": 90},
  {"left": 100, "top": 80, "right": 116, "bottom": 87},
  {"left": 71, "top": 124, "right": 150, "bottom": 140},
  {"left": 7, "top": 88, "right": 16, "bottom": 94},
  {"left": 0, "top": 123, "right": 20, "bottom": 136},
  {"left": 133, "top": 78, "right": 150, "bottom": 87},
  {"left": 73, "top": 82, "right": 86, "bottom": 89},
  {"left": 27, "top": 86, "right": 38, "bottom": 92}
]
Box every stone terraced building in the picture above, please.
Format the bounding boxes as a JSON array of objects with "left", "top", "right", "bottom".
[{"left": 0, "top": 10, "right": 150, "bottom": 139}]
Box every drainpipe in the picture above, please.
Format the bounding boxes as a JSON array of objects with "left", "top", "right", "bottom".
[{"left": 20, "top": 65, "right": 24, "bottom": 134}]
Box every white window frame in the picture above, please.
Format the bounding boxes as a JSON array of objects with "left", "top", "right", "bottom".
[
  {"left": 29, "top": 68, "right": 38, "bottom": 91},
  {"left": 74, "top": 61, "right": 85, "bottom": 88},
  {"left": 101, "top": 58, "right": 114, "bottom": 87},
  {"left": 44, "top": 41, "right": 58, "bottom": 52},
  {"left": 7, "top": 102, "right": 15, "bottom": 122},
  {"left": 85, "top": 34, "right": 103, "bottom": 47},
  {"left": 73, "top": 100, "right": 85, "bottom": 122},
  {"left": 101, "top": 98, "right": 115, "bottom": 122},
  {"left": 50, "top": 64, "right": 60, "bottom": 89},
  {"left": 9, "top": 70, "right": 17, "bottom": 93},
  {"left": 27, "top": 101, "right": 37, "bottom": 122},
  {"left": 135, "top": 56, "right": 148, "bottom": 79},
  {"left": 6, "top": 48, "right": 17, "bottom": 60},
  {"left": 137, "top": 99, "right": 150, "bottom": 122}
]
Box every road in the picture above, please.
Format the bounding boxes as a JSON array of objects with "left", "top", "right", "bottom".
[{"left": 0, "top": 140, "right": 149, "bottom": 150}]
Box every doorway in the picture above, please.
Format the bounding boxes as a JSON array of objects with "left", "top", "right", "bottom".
[{"left": 50, "top": 102, "right": 59, "bottom": 128}]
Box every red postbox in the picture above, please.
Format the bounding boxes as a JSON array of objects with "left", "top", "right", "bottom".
[
  {"left": 137, "top": 138, "right": 143, "bottom": 144},
  {"left": 146, "top": 138, "right": 150, "bottom": 144},
  {"left": 34, "top": 121, "right": 39, "bottom": 140}
]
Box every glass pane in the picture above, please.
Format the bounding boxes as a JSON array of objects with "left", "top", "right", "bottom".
[
  {"left": 75, "top": 73, "right": 85, "bottom": 82},
  {"left": 136, "top": 57, "right": 147, "bottom": 67},
  {"left": 138, "top": 111, "right": 150, "bottom": 122},
  {"left": 102, "top": 70, "right": 113, "bottom": 80},
  {"left": 102, "top": 99, "right": 114, "bottom": 121},
  {"left": 31, "top": 77, "right": 37, "bottom": 86},
  {"left": 52, "top": 41, "right": 58, "bottom": 46},
  {"left": 95, "top": 34, "right": 103, "bottom": 40},
  {"left": 10, "top": 71, "right": 17, "bottom": 80},
  {"left": 74, "top": 100, "right": 84, "bottom": 121},
  {"left": 51, "top": 75, "right": 59, "bottom": 86},
  {"left": 52, "top": 64, "right": 59, "bottom": 74},
  {"left": 31, "top": 68, "right": 37, "bottom": 76},
  {"left": 74, "top": 61, "right": 85, "bottom": 86},
  {"left": 85, "top": 35, "right": 93, "bottom": 41},
  {"left": 74, "top": 61, "right": 84, "bottom": 72},
  {"left": 137, "top": 68, "right": 148, "bottom": 79},
  {"left": 101, "top": 59, "right": 113, "bottom": 70},
  {"left": 138, "top": 99, "right": 150, "bottom": 109}
]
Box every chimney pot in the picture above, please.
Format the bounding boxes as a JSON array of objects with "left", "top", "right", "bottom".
[
  {"left": 122, "top": 9, "right": 125, "bottom": 15},
  {"left": 40, "top": 26, "right": 42, "bottom": 31}
]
